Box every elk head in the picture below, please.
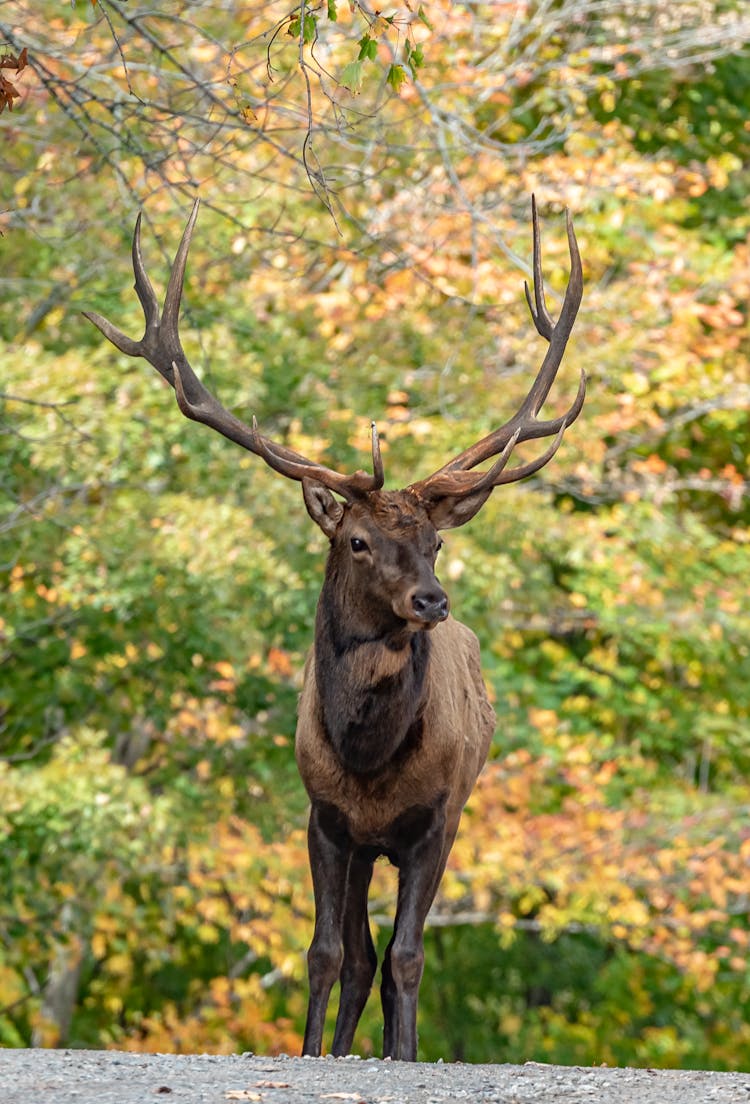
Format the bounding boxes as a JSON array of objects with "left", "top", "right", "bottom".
[{"left": 83, "top": 198, "right": 584, "bottom": 631}]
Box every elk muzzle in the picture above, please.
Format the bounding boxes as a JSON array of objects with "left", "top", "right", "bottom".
[{"left": 405, "top": 584, "right": 449, "bottom": 627}]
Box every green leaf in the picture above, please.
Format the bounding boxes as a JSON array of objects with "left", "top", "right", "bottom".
[
  {"left": 417, "top": 4, "right": 433, "bottom": 29},
  {"left": 340, "top": 60, "right": 363, "bottom": 92},
  {"left": 387, "top": 64, "right": 407, "bottom": 92},
  {"left": 358, "top": 34, "right": 377, "bottom": 61},
  {"left": 288, "top": 12, "right": 316, "bottom": 43},
  {"left": 327, "top": 0, "right": 337, "bottom": 20}
]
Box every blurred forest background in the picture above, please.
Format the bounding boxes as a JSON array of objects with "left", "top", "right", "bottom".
[{"left": 1, "top": 0, "right": 750, "bottom": 1068}]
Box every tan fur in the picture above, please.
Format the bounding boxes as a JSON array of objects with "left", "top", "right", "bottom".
[
  {"left": 295, "top": 616, "right": 496, "bottom": 846},
  {"left": 343, "top": 636, "right": 414, "bottom": 685}
]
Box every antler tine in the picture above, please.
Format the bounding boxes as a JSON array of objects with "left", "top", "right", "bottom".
[
  {"left": 516, "top": 203, "right": 583, "bottom": 424},
  {"left": 84, "top": 202, "right": 385, "bottom": 500},
  {"left": 371, "top": 422, "right": 384, "bottom": 487},
  {"left": 524, "top": 194, "right": 555, "bottom": 340},
  {"left": 131, "top": 212, "right": 161, "bottom": 338},
  {"left": 162, "top": 200, "right": 199, "bottom": 332},
  {"left": 410, "top": 199, "right": 584, "bottom": 502},
  {"left": 82, "top": 305, "right": 142, "bottom": 359}
]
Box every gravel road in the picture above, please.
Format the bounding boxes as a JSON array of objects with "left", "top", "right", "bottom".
[{"left": 1, "top": 1050, "right": 750, "bottom": 1104}]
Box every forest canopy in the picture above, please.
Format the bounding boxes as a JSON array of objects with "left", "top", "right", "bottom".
[{"left": 1, "top": 0, "right": 749, "bottom": 1067}]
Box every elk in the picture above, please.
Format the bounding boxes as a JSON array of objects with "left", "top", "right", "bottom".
[{"left": 84, "top": 197, "right": 583, "bottom": 1061}]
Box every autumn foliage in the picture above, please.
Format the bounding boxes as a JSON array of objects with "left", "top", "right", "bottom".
[
  {"left": 1, "top": 0, "right": 749, "bottom": 1069},
  {"left": 0, "top": 46, "right": 27, "bottom": 113}
]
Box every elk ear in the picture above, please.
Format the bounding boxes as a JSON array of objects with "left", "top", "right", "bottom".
[
  {"left": 302, "top": 478, "right": 345, "bottom": 538},
  {"left": 425, "top": 488, "right": 493, "bottom": 532}
]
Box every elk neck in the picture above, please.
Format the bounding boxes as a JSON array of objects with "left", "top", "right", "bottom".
[{"left": 313, "top": 551, "right": 432, "bottom": 776}]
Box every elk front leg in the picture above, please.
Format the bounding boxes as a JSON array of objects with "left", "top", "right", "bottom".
[
  {"left": 382, "top": 804, "right": 451, "bottom": 1061},
  {"left": 302, "top": 802, "right": 353, "bottom": 1057},
  {"left": 331, "top": 852, "right": 377, "bottom": 1056}
]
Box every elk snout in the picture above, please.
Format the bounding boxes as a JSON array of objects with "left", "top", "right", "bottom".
[{"left": 409, "top": 586, "right": 449, "bottom": 625}]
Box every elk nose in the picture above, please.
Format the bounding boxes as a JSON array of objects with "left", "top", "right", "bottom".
[{"left": 411, "top": 589, "right": 449, "bottom": 623}]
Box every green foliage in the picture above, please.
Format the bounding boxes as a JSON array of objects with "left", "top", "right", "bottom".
[
  {"left": 589, "top": 48, "right": 750, "bottom": 244},
  {"left": 282, "top": 1, "right": 426, "bottom": 94},
  {"left": 592, "top": 52, "right": 750, "bottom": 164},
  {"left": 2, "top": 0, "right": 750, "bottom": 1068}
]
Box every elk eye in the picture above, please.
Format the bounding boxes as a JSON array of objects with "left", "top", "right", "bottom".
[
  {"left": 436, "top": 538, "right": 444, "bottom": 553},
  {"left": 350, "top": 537, "right": 369, "bottom": 553}
]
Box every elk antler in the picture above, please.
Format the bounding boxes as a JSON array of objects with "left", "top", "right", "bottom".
[
  {"left": 83, "top": 199, "right": 384, "bottom": 499},
  {"left": 409, "top": 196, "right": 585, "bottom": 503}
]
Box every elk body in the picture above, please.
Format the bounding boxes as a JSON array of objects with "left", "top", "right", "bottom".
[{"left": 84, "top": 198, "right": 583, "bottom": 1061}]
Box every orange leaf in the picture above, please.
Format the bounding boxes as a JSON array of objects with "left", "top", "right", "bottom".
[{"left": 268, "top": 646, "right": 293, "bottom": 678}]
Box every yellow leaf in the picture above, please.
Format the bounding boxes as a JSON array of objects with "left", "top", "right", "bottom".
[{"left": 369, "top": 15, "right": 390, "bottom": 37}]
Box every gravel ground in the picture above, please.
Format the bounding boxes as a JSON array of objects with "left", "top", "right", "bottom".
[{"left": 1, "top": 1050, "right": 750, "bottom": 1104}]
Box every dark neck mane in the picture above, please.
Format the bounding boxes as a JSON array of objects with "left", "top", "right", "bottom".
[{"left": 314, "top": 571, "right": 431, "bottom": 775}]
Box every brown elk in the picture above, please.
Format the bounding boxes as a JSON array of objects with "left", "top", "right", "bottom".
[{"left": 84, "top": 197, "right": 583, "bottom": 1061}]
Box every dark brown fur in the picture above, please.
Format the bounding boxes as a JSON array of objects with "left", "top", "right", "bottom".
[{"left": 314, "top": 559, "right": 432, "bottom": 775}]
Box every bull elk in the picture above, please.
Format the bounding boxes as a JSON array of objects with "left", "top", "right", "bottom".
[{"left": 84, "top": 197, "right": 583, "bottom": 1061}]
